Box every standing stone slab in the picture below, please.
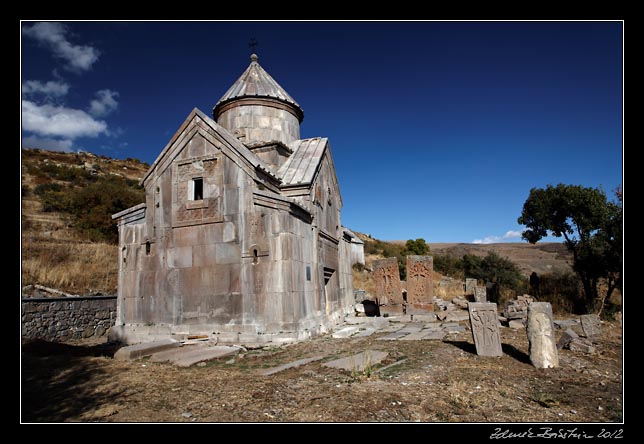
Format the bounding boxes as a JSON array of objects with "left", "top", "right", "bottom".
[
  {"left": 473, "top": 286, "right": 487, "bottom": 302},
  {"left": 580, "top": 314, "right": 601, "bottom": 338},
  {"left": 468, "top": 302, "right": 503, "bottom": 357},
  {"left": 406, "top": 255, "right": 434, "bottom": 306},
  {"left": 527, "top": 302, "right": 559, "bottom": 368},
  {"left": 372, "top": 257, "right": 402, "bottom": 305},
  {"left": 465, "top": 278, "right": 477, "bottom": 296}
]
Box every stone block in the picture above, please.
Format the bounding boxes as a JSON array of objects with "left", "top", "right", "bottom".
[
  {"left": 557, "top": 328, "right": 579, "bottom": 349},
  {"left": 331, "top": 326, "right": 360, "bottom": 339},
  {"left": 527, "top": 302, "right": 559, "bottom": 368},
  {"left": 509, "top": 319, "right": 526, "bottom": 329},
  {"left": 323, "top": 350, "right": 388, "bottom": 372},
  {"left": 114, "top": 339, "right": 180, "bottom": 361},
  {"left": 167, "top": 246, "right": 193, "bottom": 268},
  {"left": 568, "top": 338, "right": 596, "bottom": 354},
  {"left": 580, "top": 314, "right": 601, "bottom": 338},
  {"left": 372, "top": 257, "right": 402, "bottom": 305},
  {"left": 468, "top": 302, "right": 503, "bottom": 357},
  {"left": 406, "top": 255, "right": 433, "bottom": 305}
]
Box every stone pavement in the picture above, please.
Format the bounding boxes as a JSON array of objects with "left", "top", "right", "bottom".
[{"left": 329, "top": 315, "right": 470, "bottom": 342}]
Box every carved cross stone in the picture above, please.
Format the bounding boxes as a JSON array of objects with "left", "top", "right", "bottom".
[{"left": 468, "top": 302, "right": 503, "bottom": 357}]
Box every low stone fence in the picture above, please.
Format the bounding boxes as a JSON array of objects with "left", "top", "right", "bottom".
[{"left": 21, "top": 295, "right": 117, "bottom": 341}]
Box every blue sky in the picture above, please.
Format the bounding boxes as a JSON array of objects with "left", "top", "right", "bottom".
[{"left": 21, "top": 21, "right": 623, "bottom": 243}]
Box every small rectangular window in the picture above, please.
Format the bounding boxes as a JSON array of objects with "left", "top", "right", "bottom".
[
  {"left": 306, "top": 265, "right": 311, "bottom": 281},
  {"left": 192, "top": 178, "right": 203, "bottom": 200}
]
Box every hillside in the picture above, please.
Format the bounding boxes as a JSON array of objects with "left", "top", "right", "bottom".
[
  {"left": 428, "top": 242, "right": 572, "bottom": 276},
  {"left": 21, "top": 148, "right": 149, "bottom": 295}
]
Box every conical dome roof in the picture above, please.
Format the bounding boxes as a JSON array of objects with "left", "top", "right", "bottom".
[{"left": 213, "top": 54, "right": 304, "bottom": 122}]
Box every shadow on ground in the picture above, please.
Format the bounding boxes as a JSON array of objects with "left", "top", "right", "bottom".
[
  {"left": 443, "top": 340, "right": 532, "bottom": 365},
  {"left": 21, "top": 340, "right": 124, "bottom": 422}
]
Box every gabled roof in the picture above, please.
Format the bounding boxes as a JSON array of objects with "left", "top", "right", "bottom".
[
  {"left": 213, "top": 54, "right": 303, "bottom": 122},
  {"left": 141, "top": 108, "right": 281, "bottom": 188},
  {"left": 278, "top": 137, "right": 328, "bottom": 186}
]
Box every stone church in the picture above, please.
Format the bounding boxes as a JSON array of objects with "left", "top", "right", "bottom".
[{"left": 111, "top": 54, "right": 355, "bottom": 344}]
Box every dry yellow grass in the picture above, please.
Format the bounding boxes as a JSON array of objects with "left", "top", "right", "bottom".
[{"left": 21, "top": 236, "right": 118, "bottom": 294}]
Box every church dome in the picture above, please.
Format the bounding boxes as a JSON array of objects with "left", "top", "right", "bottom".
[{"left": 213, "top": 54, "right": 304, "bottom": 145}]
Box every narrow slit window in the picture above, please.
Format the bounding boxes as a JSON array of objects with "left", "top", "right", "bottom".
[{"left": 192, "top": 178, "right": 203, "bottom": 200}]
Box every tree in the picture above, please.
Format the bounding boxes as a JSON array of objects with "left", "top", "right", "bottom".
[
  {"left": 404, "top": 238, "right": 430, "bottom": 256},
  {"left": 518, "top": 184, "right": 622, "bottom": 313}
]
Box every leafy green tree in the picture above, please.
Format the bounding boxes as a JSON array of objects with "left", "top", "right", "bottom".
[
  {"left": 404, "top": 238, "right": 430, "bottom": 256},
  {"left": 518, "top": 184, "right": 622, "bottom": 313}
]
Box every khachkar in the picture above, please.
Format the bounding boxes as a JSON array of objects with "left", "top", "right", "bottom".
[
  {"left": 468, "top": 302, "right": 503, "bottom": 357},
  {"left": 473, "top": 286, "right": 487, "bottom": 302},
  {"left": 465, "top": 278, "right": 477, "bottom": 296},
  {"left": 527, "top": 302, "right": 559, "bottom": 368},
  {"left": 372, "top": 257, "right": 403, "bottom": 305},
  {"left": 406, "top": 255, "right": 434, "bottom": 310}
]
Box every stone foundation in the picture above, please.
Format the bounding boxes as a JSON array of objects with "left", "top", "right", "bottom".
[{"left": 22, "top": 296, "right": 116, "bottom": 341}]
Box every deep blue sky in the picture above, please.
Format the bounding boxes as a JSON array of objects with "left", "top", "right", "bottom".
[{"left": 21, "top": 21, "right": 623, "bottom": 243}]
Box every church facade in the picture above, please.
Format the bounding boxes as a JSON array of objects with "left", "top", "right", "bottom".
[{"left": 111, "top": 54, "right": 355, "bottom": 344}]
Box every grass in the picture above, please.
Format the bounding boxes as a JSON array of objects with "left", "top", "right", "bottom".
[{"left": 21, "top": 236, "right": 118, "bottom": 294}]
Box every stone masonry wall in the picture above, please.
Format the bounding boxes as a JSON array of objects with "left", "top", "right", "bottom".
[{"left": 22, "top": 296, "right": 117, "bottom": 341}]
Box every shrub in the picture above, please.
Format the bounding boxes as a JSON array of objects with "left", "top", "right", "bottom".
[{"left": 67, "top": 176, "right": 144, "bottom": 243}]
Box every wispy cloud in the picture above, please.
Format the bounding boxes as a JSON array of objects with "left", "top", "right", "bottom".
[
  {"left": 503, "top": 230, "right": 523, "bottom": 239},
  {"left": 22, "top": 80, "right": 69, "bottom": 98},
  {"left": 472, "top": 230, "right": 523, "bottom": 244},
  {"left": 22, "top": 99, "right": 107, "bottom": 139},
  {"left": 89, "top": 89, "right": 119, "bottom": 117},
  {"left": 22, "top": 22, "right": 100, "bottom": 72}
]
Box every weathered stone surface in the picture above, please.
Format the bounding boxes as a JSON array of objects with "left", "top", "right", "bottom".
[
  {"left": 372, "top": 257, "right": 402, "bottom": 305},
  {"left": 468, "top": 302, "right": 503, "bottom": 357},
  {"left": 553, "top": 319, "right": 580, "bottom": 330},
  {"left": 568, "top": 338, "right": 596, "bottom": 354},
  {"left": 21, "top": 296, "right": 117, "bottom": 341},
  {"left": 377, "top": 331, "right": 408, "bottom": 341},
  {"left": 509, "top": 319, "right": 526, "bottom": 329},
  {"left": 465, "top": 278, "right": 477, "bottom": 296},
  {"left": 173, "top": 345, "right": 240, "bottom": 367},
  {"left": 424, "top": 331, "right": 446, "bottom": 340},
  {"left": 114, "top": 339, "right": 180, "bottom": 361},
  {"left": 406, "top": 256, "right": 433, "bottom": 306},
  {"left": 580, "top": 314, "right": 601, "bottom": 338},
  {"left": 323, "top": 350, "right": 388, "bottom": 372},
  {"left": 452, "top": 297, "right": 469, "bottom": 309},
  {"left": 331, "top": 326, "right": 360, "bottom": 339},
  {"left": 444, "top": 325, "right": 466, "bottom": 333},
  {"left": 527, "top": 302, "right": 559, "bottom": 368},
  {"left": 557, "top": 328, "right": 579, "bottom": 349},
  {"left": 473, "top": 286, "right": 487, "bottom": 302},
  {"left": 260, "top": 355, "right": 326, "bottom": 376},
  {"left": 445, "top": 311, "right": 470, "bottom": 322}
]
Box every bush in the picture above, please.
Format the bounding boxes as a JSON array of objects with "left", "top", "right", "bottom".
[
  {"left": 433, "top": 254, "right": 463, "bottom": 277},
  {"left": 67, "top": 176, "right": 144, "bottom": 243}
]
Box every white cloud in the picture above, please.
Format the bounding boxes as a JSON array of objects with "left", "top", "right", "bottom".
[
  {"left": 22, "top": 80, "right": 69, "bottom": 97},
  {"left": 473, "top": 229, "right": 524, "bottom": 244},
  {"left": 89, "top": 89, "right": 119, "bottom": 117},
  {"left": 22, "top": 99, "right": 107, "bottom": 139},
  {"left": 22, "top": 135, "right": 73, "bottom": 152},
  {"left": 472, "top": 236, "right": 501, "bottom": 244},
  {"left": 22, "top": 22, "right": 100, "bottom": 72}
]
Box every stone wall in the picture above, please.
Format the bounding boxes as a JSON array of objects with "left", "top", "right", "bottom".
[{"left": 22, "top": 296, "right": 117, "bottom": 341}]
